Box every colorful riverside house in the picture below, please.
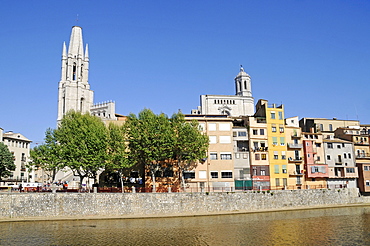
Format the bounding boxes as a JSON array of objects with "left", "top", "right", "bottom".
[
  {"left": 301, "top": 131, "right": 328, "bottom": 189},
  {"left": 232, "top": 117, "right": 252, "bottom": 190},
  {"left": 334, "top": 127, "right": 370, "bottom": 193},
  {"left": 285, "top": 117, "right": 306, "bottom": 189},
  {"left": 184, "top": 114, "right": 235, "bottom": 192},
  {"left": 254, "top": 99, "right": 288, "bottom": 189},
  {"left": 323, "top": 137, "right": 358, "bottom": 189},
  {"left": 247, "top": 115, "right": 270, "bottom": 190}
]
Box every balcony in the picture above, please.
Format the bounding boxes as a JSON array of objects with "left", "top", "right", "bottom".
[
  {"left": 291, "top": 132, "right": 301, "bottom": 138},
  {"left": 288, "top": 143, "right": 303, "bottom": 149},
  {"left": 289, "top": 170, "right": 304, "bottom": 176},
  {"left": 237, "top": 147, "right": 249, "bottom": 152},
  {"left": 252, "top": 147, "right": 268, "bottom": 152},
  {"left": 288, "top": 157, "right": 303, "bottom": 162},
  {"left": 356, "top": 154, "right": 370, "bottom": 159}
]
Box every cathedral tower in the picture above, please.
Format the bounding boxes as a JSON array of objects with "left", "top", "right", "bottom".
[
  {"left": 57, "top": 26, "right": 93, "bottom": 122},
  {"left": 235, "top": 66, "right": 252, "bottom": 97}
]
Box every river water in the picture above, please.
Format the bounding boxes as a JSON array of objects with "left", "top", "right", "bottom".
[{"left": 1, "top": 206, "right": 370, "bottom": 245}]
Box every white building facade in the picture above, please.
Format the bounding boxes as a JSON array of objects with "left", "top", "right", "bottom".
[{"left": 192, "top": 66, "right": 254, "bottom": 117}]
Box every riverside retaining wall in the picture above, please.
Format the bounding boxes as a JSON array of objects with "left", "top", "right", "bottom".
[{"left": 0, "top": 188, "right": 368, "bottom": 220}]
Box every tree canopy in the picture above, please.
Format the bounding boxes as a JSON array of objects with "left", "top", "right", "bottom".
[
  {"left": 30, "top": 109, "right": 209, "bottom": 191},
  {"left": 0, "top": 142, "right": 16, "bottom": 178}
]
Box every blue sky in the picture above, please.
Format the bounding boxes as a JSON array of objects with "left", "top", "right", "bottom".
[{"left": 1, "top": 1, "right": 370, "bottom": 145}]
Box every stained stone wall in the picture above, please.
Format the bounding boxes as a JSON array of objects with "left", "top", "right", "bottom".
[{"left": 0, "top": 188, "right": 368, "bottom": 220}]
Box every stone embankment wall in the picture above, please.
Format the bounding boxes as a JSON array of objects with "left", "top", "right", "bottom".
[{"left": 0, "top": 188, "right": 369, "bottom": 220}]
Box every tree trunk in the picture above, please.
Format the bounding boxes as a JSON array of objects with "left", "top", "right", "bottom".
[
  {"left": 151, "top": 170, "right": 156, "bottom": 193},
  {"left": 119, "top": 170, "right": 124, "bottom": 193}
]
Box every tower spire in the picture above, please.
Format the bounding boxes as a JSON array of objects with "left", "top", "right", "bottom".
[{"left": 57, "top": 26, "right": 93, "bottom": 123}]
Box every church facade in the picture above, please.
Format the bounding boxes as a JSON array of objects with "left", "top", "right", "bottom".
[
  {"left": 191, "top": 66, "right": 255, "bottom": 117},
  {"left": 57, "top": 26, "right": 116, "bottom": 123}
]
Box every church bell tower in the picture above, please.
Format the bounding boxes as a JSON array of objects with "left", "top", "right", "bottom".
[{"left": 57, "top": 26, "right": 93, "bottom": 123}]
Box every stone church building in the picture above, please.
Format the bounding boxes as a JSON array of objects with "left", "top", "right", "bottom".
[
  {"left": 57, "top": 26, "right": 116, "bottom": 123},
  {"left": 191, "top": 66, "right": 255, "bottom": 117}
]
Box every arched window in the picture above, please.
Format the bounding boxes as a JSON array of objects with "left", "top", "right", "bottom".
[
  {"left": 73, "top": 63, "right": 77, "bottom": 80},
  {"left": 329, "top": 124, "right": 333, "bottom": 131},
  {"left": 80, "top": 98, "right": 84, "bottom": 111},
  {"left": 244, "top": 80, "right": 247, "bottom": 89}
]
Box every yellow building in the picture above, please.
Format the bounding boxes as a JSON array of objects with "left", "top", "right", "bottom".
[{"left": 255, "top": 99, "right": 288, "bottom": 189}]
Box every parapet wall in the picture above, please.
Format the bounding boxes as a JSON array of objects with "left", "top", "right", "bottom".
[{"left": 0, "top": 188, "right": 368, "bottom": 220}]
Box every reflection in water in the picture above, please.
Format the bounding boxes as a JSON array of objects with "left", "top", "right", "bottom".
[{"left": 1, "top": 206, "right": 370, "bottom": 245}]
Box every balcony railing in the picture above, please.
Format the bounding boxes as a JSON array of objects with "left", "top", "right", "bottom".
[
  {"left": 288, "top": 143, "right": 303, "bottom": 149},
  {"left": 252, "top": 147, "right": 268, "bottom": 152},
  {"left": 289, "top": 170, "right": 304, "bottom": 176},
  {"left": 288, "top": 157, "right": 303, "bottom": 162},
  {"left": 356, "top": 154, "right": 370, "bottom": 158}
]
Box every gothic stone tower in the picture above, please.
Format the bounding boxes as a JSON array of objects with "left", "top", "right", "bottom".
[{"left": 57, "top": 26, "right": 93, "bottom": 122}]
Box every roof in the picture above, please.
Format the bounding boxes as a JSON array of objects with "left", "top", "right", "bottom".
[{"left": 3, "top": 132, "right": 31, "bottom": 142}]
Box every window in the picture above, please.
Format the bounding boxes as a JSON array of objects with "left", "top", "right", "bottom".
[
  {"left": 219, "top": 136, "right": 231, "bottom": 143},
  {"left": 344, "top": 153, "right": 347, "bottom": 159},
  {"left": 274, "top": 165, "right": 279, "bottom": 174},
  {"left": 281, "top": 151, "right": 286, "bottom": 160},
  {"left": 261, "top": 170, "right": 266, "bottom": 176},
  {"left": 184, "top": 172, "right": 195, "bottom": 179},
  {"left": 366, "top": 180, "right": 370, "bottom": 186},
  {"left": 198, "top": 123, "right": 205, "bottom": 131},
  {"left": 346, "top": 168, "right": 355, "bottom": 173},
  {"left": 255, "top": 154, "right": 260, "bottom": 160},
  {"left": 365, "top": 166, "right": 369, "bottom": 171},
  {"left": 329, "top": 124, "right": 333, "bottom": 131},
  {"left": 278, "top": 112, "right": 283, "bottom": 120},
  {"left": 275, "top": 178, "right": 280, "bottom": 187},
  {"left": 260, "top": 129, "right": 265, "bottom": 135},
  {"left": 316, "top": 143, "right": 321, "bottom": 147},
  {"left": 327, "top": 143, "right": 333, "bottom": 148},
  {"left": 271, "top": 112, "right": 276, "bottom": 119},
  {"left": 208, "top": 123, "right": 217, "bottom": 131},
  {"left": 283, "top": 178, "right": 287, "bottom": 186},
  {"left": 220, "top": 153, "right": 232, "bottom": 160},
  {"left": 280, "top": 137, "right": 285, "bottom": 146},
  {"left": 272, "top": 137, "right": 278, "bottom": 146},
  {"left": 261, "top": 154, "right": 267, "bottom": 160},
  {"left": 274, "top": 151, "right": 278, "bottom": 159},
  {"left": 272, "top": 126, "right": 277, "bottom": 132},
  {"left": 282, "top": 165, "right": 287, "bottom": 173},
  {"left": 279, "top": 127, "right": 284, "bottom": 133},
  {"left": 348, "top": 153, "right": 352, "bottom": 159},
  {"left": 199, "top": 171, "right": 207, "bottom": 179},
  {"left": 210, "top": 171, "right": 218, "bottom": 178},
  {"left": 337, "top": 145, "right": 341, "bottom": 149},
  {"left": 238, "top": 131, "right": 247, "bottom": 137},
  {"left": 253, "top": 129, "right": 258, "bottom": 135},
  {"left": 235, "top": 153, "right": 240, "bottom": 159},
  {"left": 210, "top": 153, "right": 218, "bottom": 160},
  {"left": 209, "top": 136, "right": 217, "bottom": 144},
  {"left": 327, "top": 155, "right": 331, "bottom": 160},
  {"left": 219, "top": 123, "right": 230, "bottom": 131},
  {"left": 221, "top": 171, "right": 233, "bottom": 178}
]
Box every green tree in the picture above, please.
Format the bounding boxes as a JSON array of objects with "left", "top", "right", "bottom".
[
  {"left": 106, "top": 123, "right": 134, "bottom": 192},
  {"left": 171, "top": 113, "right": 209, "bottom": 190},
  {"left": 126, "top": 109, "right": 174, "bottom": 192},
  {"left": 29, "top": 128, "right": 62, "bottom": 182},
  {"left": 55, "top": 110, "right": 108, "bottom": 189},
  {"left": 0, "top": 142, "right": 16, "bottom": 178}
]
